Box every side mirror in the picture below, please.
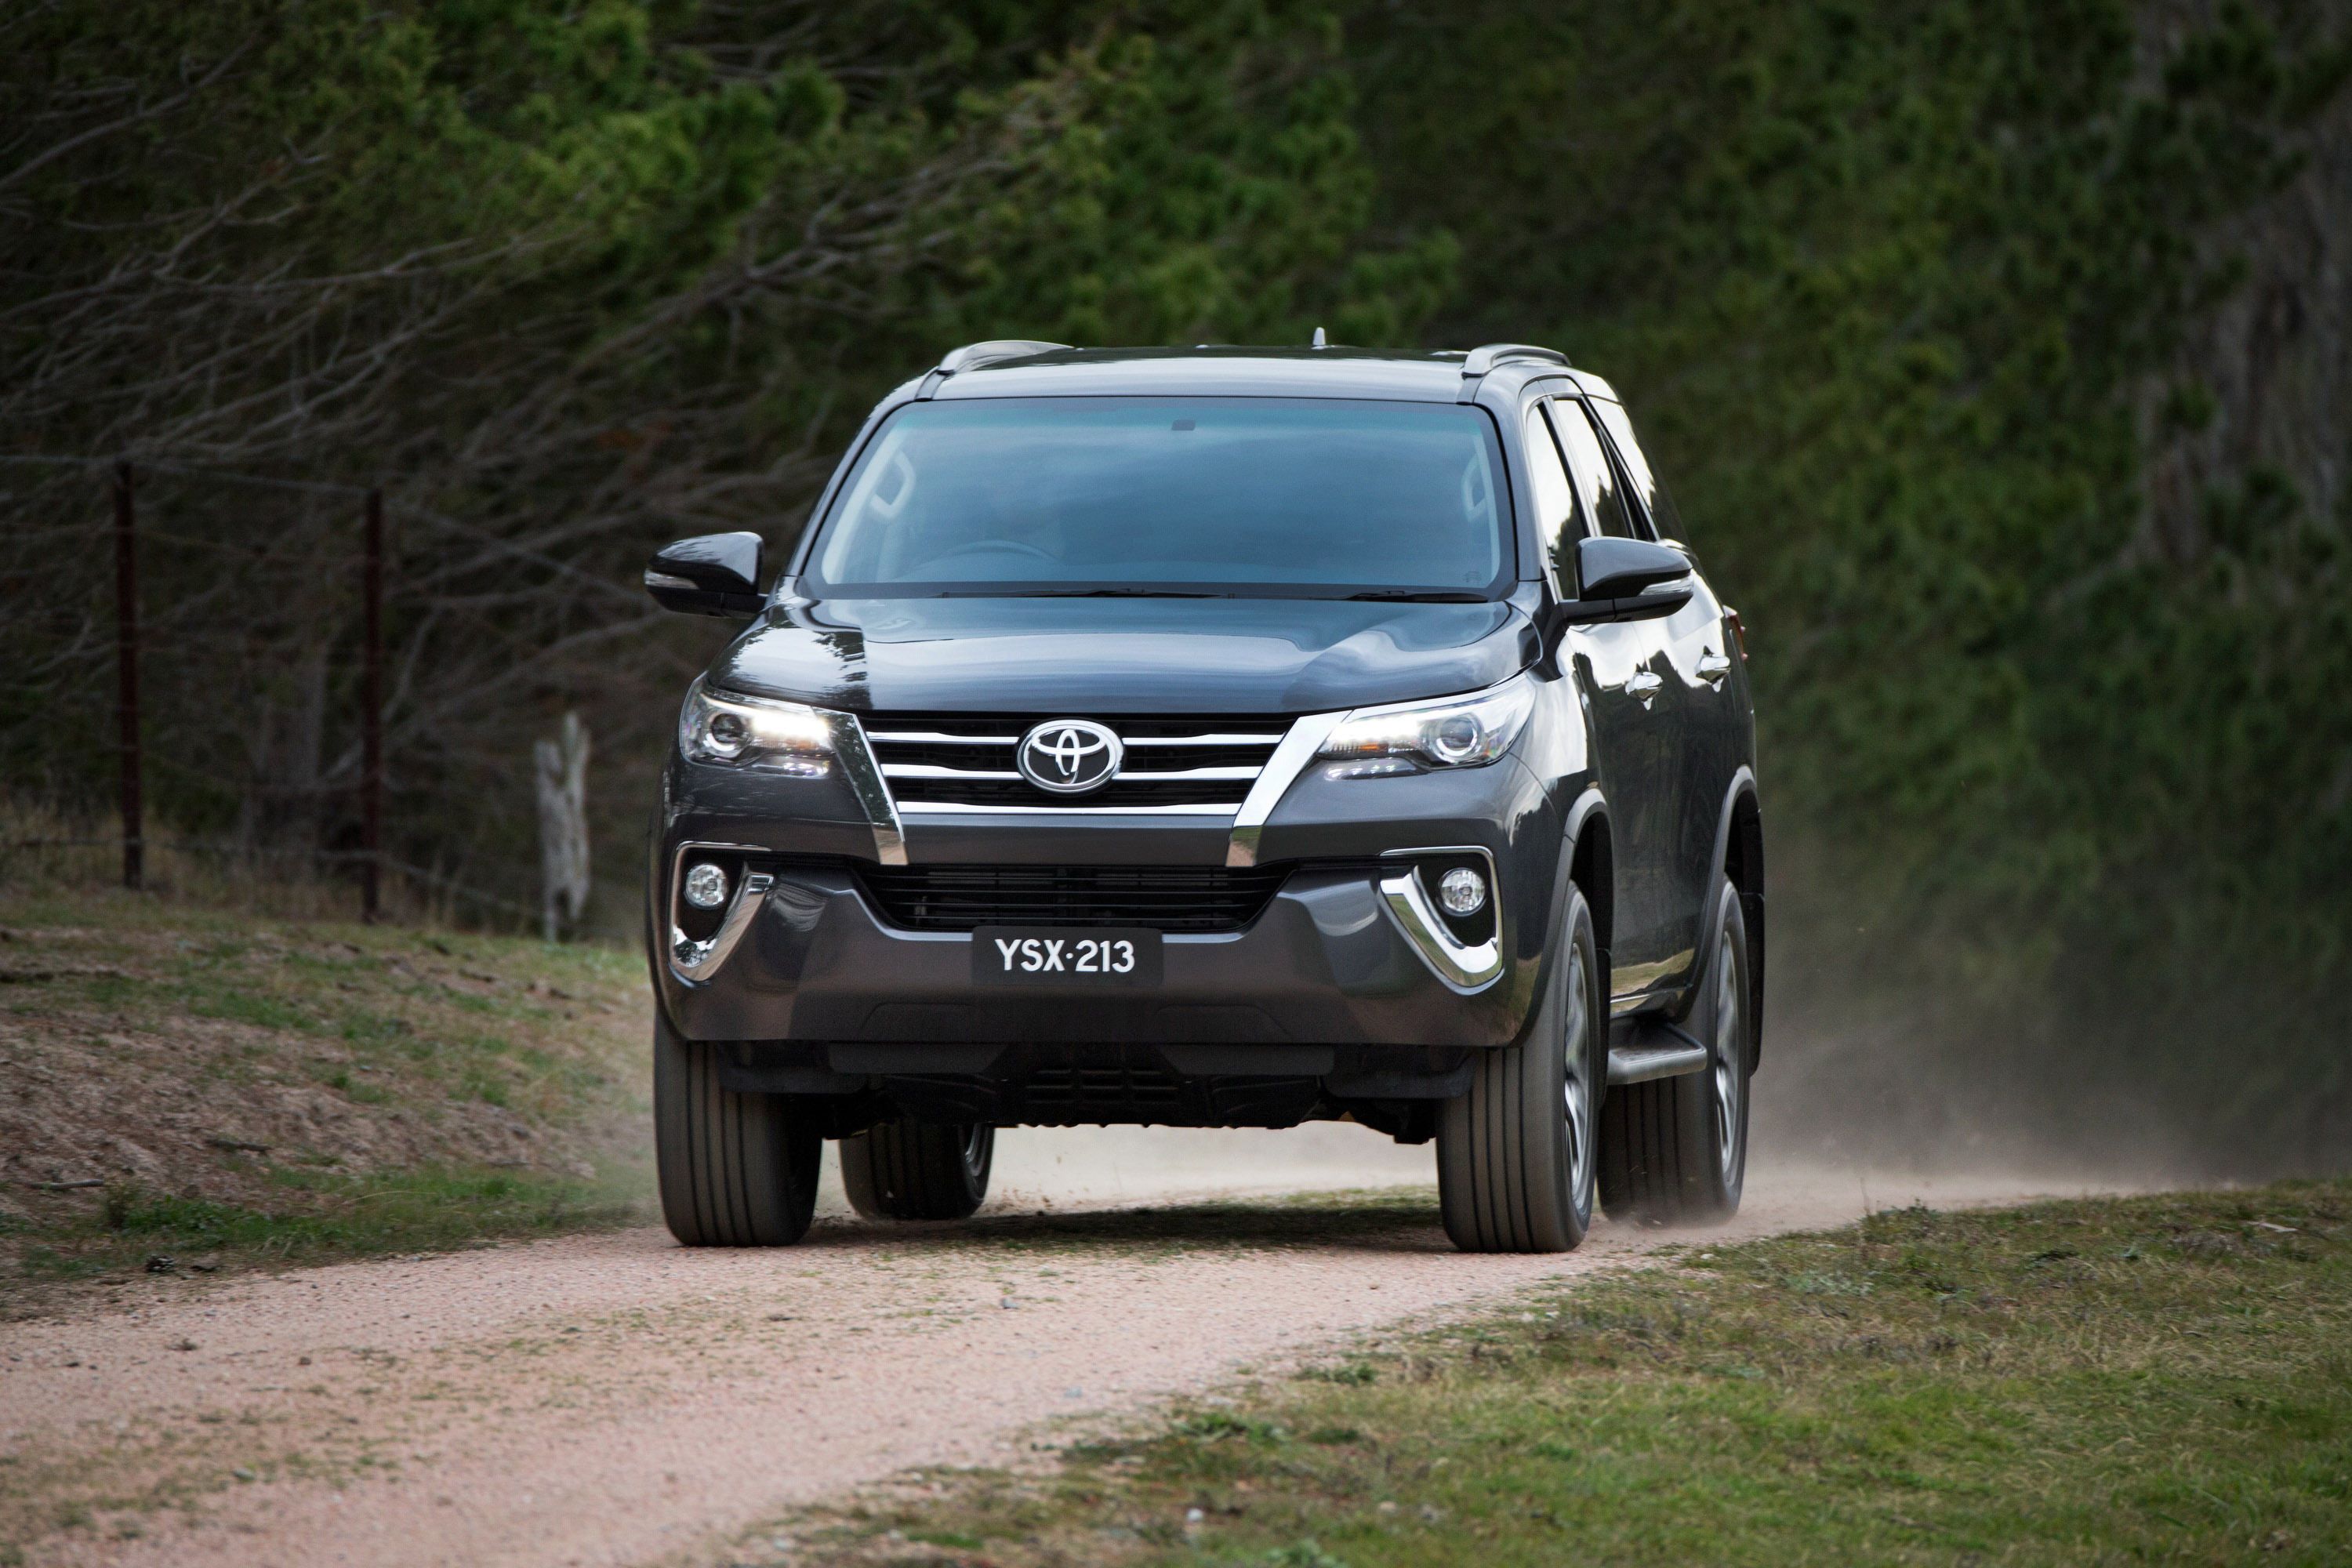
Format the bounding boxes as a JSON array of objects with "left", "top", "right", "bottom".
[
  {"left": 1553, "top": 536, "right": 1693, "bottom": 627},
  {"left": 646, "top": 532, "right": 764, "bottom": 618}
]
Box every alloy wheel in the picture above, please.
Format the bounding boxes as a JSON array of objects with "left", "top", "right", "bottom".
[
  {"left": 1711, "top": 927, "right": 1744, "bottom": 1181},
  {"left": 1561, "top": 943, "right": 1593, "bottom": 1210}
]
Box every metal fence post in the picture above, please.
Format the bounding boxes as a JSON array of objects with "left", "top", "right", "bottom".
[
  {"left": 112, "top": 459, "right": 143, "bottom": 891},
  {"left": 361, "top": 488, "right": 384, "bottom": 922}
]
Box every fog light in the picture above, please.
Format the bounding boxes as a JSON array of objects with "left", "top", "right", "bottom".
[
  {"left": 682, "top": 861, "right": 730, "bottom": 910},
  {"left": 1438, "top": 865, "right": 1486, "bottom": 916}
]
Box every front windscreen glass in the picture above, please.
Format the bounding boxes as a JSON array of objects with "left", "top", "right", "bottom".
[{"left": 804, "top": 397, "right": 1512, "bottom": 598}]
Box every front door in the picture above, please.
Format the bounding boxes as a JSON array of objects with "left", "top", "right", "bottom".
[
  {"left": 1524, "top": 399, "right": 1693, "bottom": 1001},
  {"left": 1589, "top": 397, "right": 1747, "bottom": 988},
  {"left": 1533, "top": 399, "right": 1689, "bottom": 1002}
]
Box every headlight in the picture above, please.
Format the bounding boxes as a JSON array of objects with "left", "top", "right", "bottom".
[
  {"left": 1318, "top": 675, "right": 1535, "bottom": 778},
  {"left": 678, "top": 678, "right": 834, "bottom": 776}
]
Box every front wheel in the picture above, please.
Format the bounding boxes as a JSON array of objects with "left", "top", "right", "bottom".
[
  {"left": 1436, "top": 885, "right": 1602, "bottom": 1253},
  {"left": 840, "top": 1120, "right": 995, "bottom": 1221},
  {"left": 1599, "top": 875, "right": 1751, "bottom": 1225},
  {"left": 653, "top": 1014, "right": 822, "bottom": 1247}
]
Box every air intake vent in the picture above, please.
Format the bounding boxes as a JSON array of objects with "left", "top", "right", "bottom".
[
  {"left": 852, "top": 862, "right": 1293, "bottom": 933},
  {"left": 1025, "top": 1061, "right": 1185, "bottom": 1111},
  {"left": 861, "top": 713, "right": 1290, "bottom": 815}
]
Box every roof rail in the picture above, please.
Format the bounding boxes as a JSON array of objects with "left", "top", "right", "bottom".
[
  {"left": 1459, "top": 343, "right": 1570, "bottom": 378},
  {"left": 916, "top": 339, "right": 1072, "bottom": 399},
  {"left": 938, "top": 339, "right": 1071, "bottom": 374}
]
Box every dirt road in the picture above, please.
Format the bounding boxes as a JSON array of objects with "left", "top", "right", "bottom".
[{"left": 0, "top": 1128, "right": 2089, "bottom": 1567}]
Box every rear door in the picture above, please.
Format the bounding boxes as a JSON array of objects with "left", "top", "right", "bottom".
[{"left": 1533, "top": 398, "right": 1685, "bottom": 999}]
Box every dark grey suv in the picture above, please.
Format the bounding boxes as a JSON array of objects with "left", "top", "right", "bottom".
[{"left": 642, "top": 340, "right": 1764, "bottom": 1254}]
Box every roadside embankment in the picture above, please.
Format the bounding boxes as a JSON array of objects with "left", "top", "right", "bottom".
[{"left": 0, "top": 888, "right": 653, "bottom": 1316}]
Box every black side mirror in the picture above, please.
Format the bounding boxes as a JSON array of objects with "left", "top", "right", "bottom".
[
  {"left": 1553, "top": 536, "right": 1693, "bottom": 627},
  {"left": 646, "top": 532, "right": 764, "bottom": 617}
]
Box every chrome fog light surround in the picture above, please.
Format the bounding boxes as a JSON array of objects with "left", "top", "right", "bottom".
[
  {"left": 1377, "top": 846, "right": 1502, "bottom": 992},
  {"left": 667, "top": 843, "right": 773, "bottom": 983}
]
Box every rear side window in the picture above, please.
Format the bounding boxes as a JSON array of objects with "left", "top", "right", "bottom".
[
  {"left": 1589, "top": 399, "right": 1685, "bottom": 543},
  {"left": 1547, "top": 399, "right": 1640, "bottom": 540},
  {"left": 1521, "top": 404, "right": 1578, "bottom": 594}
]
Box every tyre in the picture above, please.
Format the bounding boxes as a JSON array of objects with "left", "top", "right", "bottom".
[
  {"left": 653, "top": 1013, "right": 822, "bottom": 1247},
  {"left": 1599, "top": 876, "right": 1751, "bottom": 1225},
  {"left": 840, "top": 1120, "right": 995, "bottom": 1221},
  {"left": 1436, "top": 884, "right": 1602, "bottom": 1253}
]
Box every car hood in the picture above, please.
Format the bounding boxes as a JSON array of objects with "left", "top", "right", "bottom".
[{"left": 709, "top": 593, "right": 1540, "bottom": 716}]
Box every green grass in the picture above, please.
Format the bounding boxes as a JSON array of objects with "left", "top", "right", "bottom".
[
  {"left": 6, "top": 1167, "right": 643, "bottom": 1283},
  {"left": 0, "top": 884, "right": 655, "bottom": 1308},
  {"left": 772, "top": 1181, "right": 2352, "bottom": 1566}
]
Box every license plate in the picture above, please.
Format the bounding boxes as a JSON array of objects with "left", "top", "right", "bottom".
[{"left": 972, "top": 926, "right": 1163, "bottom": 985}]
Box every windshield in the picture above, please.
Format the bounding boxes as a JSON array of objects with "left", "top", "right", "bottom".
[{"left": 804, "top": 397, "right": 1512, "bottom": 598}]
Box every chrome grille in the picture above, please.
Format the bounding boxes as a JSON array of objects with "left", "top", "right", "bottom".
[{"left": 862, "top": 713, "right": 1290, "bottom": 815}]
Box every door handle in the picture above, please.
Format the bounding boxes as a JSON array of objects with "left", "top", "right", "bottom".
[
  {"left": 1624, "top": 670, "right": 1664, "bottom": 705},
  {"left": 1697, "top": 652, "right": 1732, "bottom": 686}
]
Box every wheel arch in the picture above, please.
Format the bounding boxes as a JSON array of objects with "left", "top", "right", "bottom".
[
  {"left": 1704, "top": 769, "right": 1766, "bottom": 1069},
  {"left": 1562, "top": 786, "right": 1613, "bottom": 970}
]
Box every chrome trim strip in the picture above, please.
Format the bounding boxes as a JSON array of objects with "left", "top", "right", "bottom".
[
  {"left": 880, "top": 764, "right": 1026, "bottom": 781},
  {"left": 880, "top": 762, "right": 1261, "bottom": 783},
  {"left": 666, "top": 843, "right": 775, "bottom": 983},
  {"left": 1375, "top": 846, "right": 1503, "bottom": 992},
  {"left": 1610, "top": 985, "right": 1679, "bottom": 1018},
  {"left": 896, "top": 800, "right": 1240, "bottom": 817},
  {"left": 866, "top": 728, "right": 1279, "bottom": 747},
  {"left": 1606, "top": 1041, "right": 1708, "bottom": 1085},
  {"left": 1117, "top": 764, "right": 1263, "bottom": 781},
  {"left": 865, "top": 731, "right": 1022, "bottom": 746},
  {"left": 864, "top": 730, "right": 1279, "bottom": 749},
  {"left": 830, "top": 714, "right": 907, "bottom": 866},
  {"left": 1225, "top": 712, "right": 1345, "bottom": 868}
]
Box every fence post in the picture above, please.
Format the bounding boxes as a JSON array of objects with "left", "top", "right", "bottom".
[
  {"left": 112, "top": 459, "right": 143, "bottom": 891},
  {"left": 361, "top": 488, "right": 384, "bottom": 922}
]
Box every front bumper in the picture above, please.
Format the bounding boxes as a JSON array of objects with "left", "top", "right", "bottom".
[{"left": 651, "top": 750, "right": 1569, "bottom": 1060}]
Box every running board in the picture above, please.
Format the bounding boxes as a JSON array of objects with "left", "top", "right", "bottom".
[{"left": 1606, "top": 1015, "right": 1709, "bottom": 1086}]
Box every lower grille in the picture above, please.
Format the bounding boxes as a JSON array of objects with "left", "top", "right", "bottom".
[
  {"left": 852, "top": 862, "right": 1293, "bottom": 933},
  {"left": 1025, "top": 1062, "right": 1184, "bottom": 1111}
]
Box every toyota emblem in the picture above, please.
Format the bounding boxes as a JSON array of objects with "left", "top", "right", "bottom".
[{"left": 1016, "top": 719, "right": 1123, "bottom": 796}]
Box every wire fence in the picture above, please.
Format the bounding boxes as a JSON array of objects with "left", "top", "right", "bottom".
[
  {"left": 0, "top": 835, "right": 540, "bottom": 922},
  {"left": 2, "top": 452, "right": 527, "bottom": 930}
]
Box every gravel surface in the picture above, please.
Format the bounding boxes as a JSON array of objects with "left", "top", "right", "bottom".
[{"left": 0, "top": 1129, "right": 2102, "bottom": 1567}]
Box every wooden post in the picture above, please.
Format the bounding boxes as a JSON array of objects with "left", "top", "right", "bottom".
[
  {"left": 361, "top": 488, "right": 384, "bottom": 922},
  {"left": 112, "top": 460, "right": 143, "bottom": 891},
  {"left": 534, "top": 713, "right": 590, "bottom": 942}
]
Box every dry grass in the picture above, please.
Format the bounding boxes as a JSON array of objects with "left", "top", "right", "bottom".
[
  {"left": 0, "top": 876, "right": 655, "bottom": 1316},
  {"left": 0, "top": 796, "right": 511, "bottom": 930}
]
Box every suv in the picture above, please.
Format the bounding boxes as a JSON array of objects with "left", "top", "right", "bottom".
[{"left": 642, "top": 341, "right": 1763, "bottom": 1254}]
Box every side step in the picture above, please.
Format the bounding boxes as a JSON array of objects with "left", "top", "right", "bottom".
[{"left": 1606, "top": 1014, "right": 1709, "bottom": 1086}]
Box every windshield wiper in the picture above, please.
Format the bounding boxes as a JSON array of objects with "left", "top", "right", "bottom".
[{"left": 1341, "top": 589, "right": 1494, "bottom": 603}]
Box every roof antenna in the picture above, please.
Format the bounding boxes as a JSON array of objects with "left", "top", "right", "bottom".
[{"left": 1311, "top": 326, "right": 1327, "bottom": 350}]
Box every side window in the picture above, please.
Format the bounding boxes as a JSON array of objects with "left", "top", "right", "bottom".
[
  {"left": 1547, "top": 399, "right": 1639, "bottom": 540},
  {"left": 1520, "top": 404, "right": 1580, "bottom": 593},
  {"left": 1590, "top": 400, "right": 1683, "bottom": 543}
]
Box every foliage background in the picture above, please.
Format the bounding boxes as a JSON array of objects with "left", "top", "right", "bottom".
[{"left": 4, "top": 0, "right": 2347, "bottom": 1171}]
